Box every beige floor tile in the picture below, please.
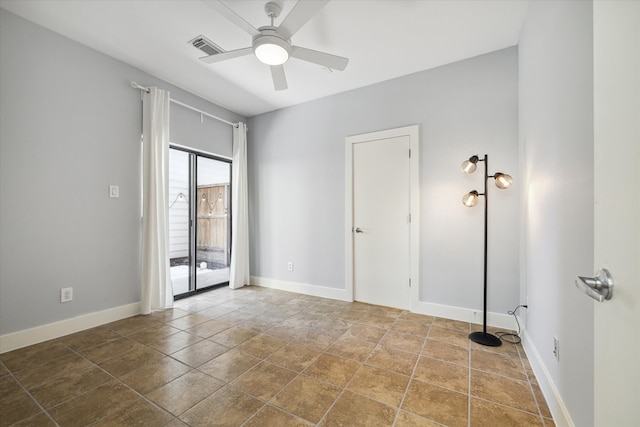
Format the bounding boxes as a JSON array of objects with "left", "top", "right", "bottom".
[
  {"left": 295, "top": 329, "right": 341, "bottom": 351},
  {"left": 0, "top": 376, "right": 41, "bottom": 425},
  {"left": 414, "top": 356, "right": 469, "bottom": 393},
  {"left": 238, "top": 334, "right": 287, "bottom": 359},
  {"left": 119, "top": 356, "right": 191, "bottom": 394},
  {"left": 469, "top": 336, "right": 520, "bottom": 357},
  {"left": 392, "top": 319, "right": 430, "bottom": 336},
  {"left": 321, "top": 390, "right": 397, "bottom": 427},
  {"left": 398, "top": 312, "right": 434, "bottom": 325},
  {"left": 179, "top": 386, "right": 264, "bottom": 427},
  {"left": 532, "top": 382, "right": 553, "bottom": 418},
  {"left": 402, "top": 380, "right": 468, "bottom": 427},
  {"left": 421, "top": 338, "right": 469, "bottom": 366},
  {"left": 209, "top": 326, "right": 257, "bottom": 347},
  {"left": 195, "top": 305, "right": 236, "bottom": 319},
  {"left": 470, "top": 398, "right": 544, "bottom": 426},
  {"left": 348, "top": 365, "right": 410, "bottom": 407},
  {"left": 146, "top": 330, "right": 203, "bottom": 355},
  {"left": 58, "top": 327, "right": 122, "bottom": 351},
  {"left": 148, "top": 307, "right": 191, "bottom": 323},
  {"left": 358, "top": 313, "right": 396, "bottom": 329},
  {"left": 303, "top": 353, "right": 361, "bottom": 387},
  {"left": 471, "top": 348, "right": 527, "bottom": 381},
  {"left": 433, "top": 318, "right": 470, "bottom": 332},
  {"left": 165, "top": 313, "right": 213, "bottom": 330},
  {"left": 0, "top": 363, "right": 9, "bottom": 378},
  {"left": 48, "top": 380, "right": 139, "bottom": 426},
  {"left": 342, "top": 324, "right": 387, "bottom": 343},
  {"left": 246, "top": 405, "right": 314, "bottom": 426},
  {"left": 10, "top": 411, "right": 57, "bottom": 427},
  {"left": 103, "top": 315, "right": 162, "bottom": 336},
  {"left": 471, "top": 369, "right": 538, "bottom": 414},
  {"left": 395, "top": 410, "right": 442, "bottom": 426},
  {"left": 0, "top": 340, "right": 73, "bottom": 372},
  {"left": 428, "top": 326, "right": 470, "bottom": 347},
  {"left": 92, "top": 398, "right": 174, "bottom": 426},
  {"left": 170, "top": 339, "right": 229, "bottom": 367},
  {"left": 198, "top": 348, "right": 261, "bottom": 382},
  {"left": 146, "top": 370, "right": 225, "bottom": 415},
  {"left": 27, "top": 363, "right": 112, "bottom": 408},
  {"left": 333, "top": 308, "right": 366, "bottom": 322},
  {"left": 327, "top": 336, "right": 376, "bottom": 362},
  {"left": 272, "top": 375, "right": 341, "bottom": 423},
  {"left": 267, "top": 343, "right": 321, "bottom": 372},
  {"left": 366, "top": 346, "right": 418, "bottom": 376},
  {"left": 368, "top": 306, "right": 403, "bottom": 319},
  {"left": 129, "top": 324, "right": 182, "bottom": 346},
  {"left": 379, "top": 330, "right": 425, "bottom": 354},
  {"left": 80, "top": 337, "right": 146, "bottom": 364},
  {"left": 14, "top": 352, "right": 92, "bottom": 389},
  {"left": 99, "top": 345, "right": 166, "bottom": 377},
  {"left": 240, "top": 314, "right": 281, "bottom": 332},
  {"left": 231, "top": 361, "right": 297, "bottom": 400},
  {"left": 185, "top": 319, "right": 233, "bottom": 338}
]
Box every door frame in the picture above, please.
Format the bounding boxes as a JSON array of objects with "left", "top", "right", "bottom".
[{"left": 344, "top": 125, "right": 420, "bottom": 309}]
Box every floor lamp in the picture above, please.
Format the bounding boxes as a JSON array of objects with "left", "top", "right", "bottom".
[{"left": 461, "top": 154, "right": 513, "bottom": 347}]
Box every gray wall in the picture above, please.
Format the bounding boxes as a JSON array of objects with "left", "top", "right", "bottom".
[
  {"left": 519, "top": 2, "right": 594, "bottom": 426},
  {"left": 0, "top": 10, "right": 244, "bottom": 335},
  {"left": 248, "top": 47, "right": 520, "bottom": 314}
]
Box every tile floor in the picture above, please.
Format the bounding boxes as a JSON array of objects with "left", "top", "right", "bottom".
[{"left": 0, "top": 286, "right": 554, "bottom": 426}]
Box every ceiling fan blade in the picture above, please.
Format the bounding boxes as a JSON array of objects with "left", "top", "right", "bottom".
[
  {"left": 200, "top": 47, "right": 253, "bottom": 64},
  {"left": 290, "top": 46, "right": 348, "bottom": 71},
  {"left": 278, "top": 0, "right": 329, "bottom": 39},
  {"left": 270, "top": 65, "right": 288, "bottom": 91},
  {"left": 204, "top": 0, "right": 260, "bottom": 37}
]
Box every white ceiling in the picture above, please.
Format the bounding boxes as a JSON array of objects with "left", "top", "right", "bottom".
[{"left": 0, "top": 0, "right": 528, "bottom": 117}]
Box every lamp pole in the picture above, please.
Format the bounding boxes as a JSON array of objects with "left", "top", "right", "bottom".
[{"left": 468, "top": 154, "right": 502, "bottom": 346}]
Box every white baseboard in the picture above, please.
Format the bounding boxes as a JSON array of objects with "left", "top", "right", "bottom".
[
  {"left": 250, "top": 276, "right": 350, "bottom": 302},
  {"left": 412, "top": 300, "right": 519, "bottom": 331},
  {"left": 0, "top": 302, "right": 141, "bottom": 354},
  {"left": 521, "top": 329, "right": 573, "bottom": 427}
]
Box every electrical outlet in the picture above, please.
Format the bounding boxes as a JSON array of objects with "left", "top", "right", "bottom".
[
  {"left": 287, "top": 262, "right": 293, "bottom": 272},
  {"left": 61, "top": 287, "right": 73, "bottom": 303},
  {"left": 553, "top": 336, "right": 560, "bottom": 361}
]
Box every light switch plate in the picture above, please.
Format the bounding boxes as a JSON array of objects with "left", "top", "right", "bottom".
[{"left": 109, "top": 185, "right": 119, "bottom": 198}]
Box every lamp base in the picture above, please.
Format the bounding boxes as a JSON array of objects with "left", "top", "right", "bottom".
[{"left": 469, "top": 331, "right": 502, "bottom": 347}]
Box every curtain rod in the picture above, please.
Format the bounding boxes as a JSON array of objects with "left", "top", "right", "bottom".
[{"left": 130, "top": 81, "right": 238, "bottom": 128}]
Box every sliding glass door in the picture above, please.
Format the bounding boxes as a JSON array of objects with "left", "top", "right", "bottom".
[{"left": 169, "top": 147, "right": 231, "bottom": 298}]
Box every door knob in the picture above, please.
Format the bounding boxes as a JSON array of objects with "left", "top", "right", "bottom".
[
  {"left": 354, "top": 227, "right": 363, "bottom": 233},
  {"left": 575, "top": 268, "right": 614, "bottom": 302}
]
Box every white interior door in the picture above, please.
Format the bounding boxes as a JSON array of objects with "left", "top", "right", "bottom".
[
  {"left": 352, "top": 135, "right": 411, "bottom": 309},
  {"left": 592, "top": 2, "right": 639, "bottom": 425}
]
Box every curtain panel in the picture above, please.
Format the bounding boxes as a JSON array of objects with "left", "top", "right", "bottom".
[
  {"left": 141, "top": 87, "right": 173, "bottom": 313},
  {"left": 230, "top": 122, "right": 250, "bottom": 289}
]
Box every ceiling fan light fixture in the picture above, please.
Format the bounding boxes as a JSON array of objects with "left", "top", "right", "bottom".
[{"left": 253, "top": 34, "right": 290, "bottom": 65}]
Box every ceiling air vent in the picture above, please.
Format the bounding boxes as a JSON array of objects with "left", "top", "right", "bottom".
[{"left": 188, "top": 35, "right": 224, "bottom": 56}]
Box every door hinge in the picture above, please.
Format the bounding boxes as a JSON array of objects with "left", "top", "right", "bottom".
[
  {"left": 409, "top": 278, "right": 412, "bottom": 287},
  {"left": 409, "top": 149, "right": 412, "bottom": 158},
  {"left": 408, "top": 213, "right": 411, "bottom": 223}
]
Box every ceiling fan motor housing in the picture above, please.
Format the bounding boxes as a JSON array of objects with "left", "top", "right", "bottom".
[{"left": 253, "top": 27, "right": 291, "bottom": 65}]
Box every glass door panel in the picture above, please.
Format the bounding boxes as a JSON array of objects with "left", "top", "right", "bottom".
[
  {"left": 168, "top": 148, "right": 192, "bottom": 296},
  {"left": 169, "top": 147, "right": 231, "bottom": 298},
  {"left": 196, "top": 157, "right": 231, "bottom": 288}
]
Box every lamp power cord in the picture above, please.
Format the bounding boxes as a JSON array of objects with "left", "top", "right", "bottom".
[{"left": 495, "top": 304, "right": 528, "bottom": 344}]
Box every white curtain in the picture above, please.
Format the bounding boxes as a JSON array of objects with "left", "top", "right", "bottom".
[
  {"left": 141, "top": 87, "right": 173, "bottom": 313},
  {"left": 229, "top": 122, "right": 250, "bottom": 289}
]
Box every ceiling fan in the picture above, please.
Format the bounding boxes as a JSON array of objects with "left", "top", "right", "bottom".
[{"left": 201, "top": 0, "right": 349, "bottom": 91}]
